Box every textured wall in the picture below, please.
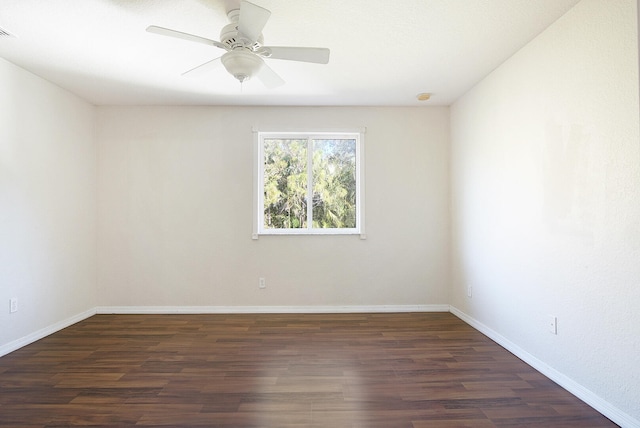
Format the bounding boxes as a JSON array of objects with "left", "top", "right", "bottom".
[{"left": 450, "top": 0, "right": 640, "bottom": 422}]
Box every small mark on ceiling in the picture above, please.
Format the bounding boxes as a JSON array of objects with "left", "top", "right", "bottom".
[{"left": 0, "top": 26, "right": 15, "bottom": 37}]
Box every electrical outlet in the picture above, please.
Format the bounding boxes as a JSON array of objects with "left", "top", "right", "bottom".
[
  {"left": 10, "top": 298, "right": 18, "bottom": 313},
  {"left": 548, "top": 315, "right": 557, "bottom": 335},
  {"left": 467, "top": 285, "right": 472, "bottom": 298},
  {"left": 259, "top": 278, "right": 266, "bottom": 289}
]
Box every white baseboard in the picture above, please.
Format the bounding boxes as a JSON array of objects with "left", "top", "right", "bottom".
[
  {"left": 449, "top": 306, "right": 639, "bottom": 428},
  {"left": 95, "top": 304, "right": 450, "bottom": 314},
  {"left": 0, "top": 307, "right": 97, "bottom": 358}
]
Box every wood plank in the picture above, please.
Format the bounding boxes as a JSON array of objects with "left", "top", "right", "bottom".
[{"left": 0, "top": 313, "right": 618, "bottom": 427}]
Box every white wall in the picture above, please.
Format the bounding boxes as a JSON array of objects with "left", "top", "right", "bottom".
[
  {"left": 450, "top": 0, "right": 640, "bottom": 423},
  {"left": 97, "top": 106, "right": 450, "bottom": 309},
  {"left": 0, "top": 58, "right": 97, "bottom": 352}
]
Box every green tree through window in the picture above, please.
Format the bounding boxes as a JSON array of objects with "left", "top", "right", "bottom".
[
  {"left": 311, "top": 139, "right": 356, "bottom": 228},
  {"left": 259, "top": 133, "right": 361, "bottom": 234},
  {"left": 263, "top": 139, "right": 308, "bottom": 229}
]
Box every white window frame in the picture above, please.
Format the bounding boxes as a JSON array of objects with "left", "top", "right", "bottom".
[{"left": 253, "top": 129, "right": 366, "bottom": 239}]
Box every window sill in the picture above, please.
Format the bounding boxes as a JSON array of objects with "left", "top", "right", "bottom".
[{"left": 252, "top": 232, "right": 366, "bottom": 240}]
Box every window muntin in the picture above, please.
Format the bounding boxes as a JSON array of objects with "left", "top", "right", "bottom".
[{"left": 257, "top": 132, "right": 362, "bottom": 235}]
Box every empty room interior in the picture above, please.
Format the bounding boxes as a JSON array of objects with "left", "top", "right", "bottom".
[{"left": 1, "top": 0, "right": 639, "bottom": 426}]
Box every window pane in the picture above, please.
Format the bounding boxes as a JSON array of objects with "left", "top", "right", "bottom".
[
  {"left": 263, "top": 139, "right": 308, "bottom": 229},
  {"left": 312, "top": 139, "right": 357, "bottom": 228}
]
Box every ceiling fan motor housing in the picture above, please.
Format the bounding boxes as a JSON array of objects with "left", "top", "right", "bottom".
[{"left": 221, "top": 10, "right": 263, "bottom": 50}]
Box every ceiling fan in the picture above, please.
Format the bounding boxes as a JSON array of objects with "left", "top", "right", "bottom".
[{"left": 147, "top": 0, "right": 330, "bottom": 88}]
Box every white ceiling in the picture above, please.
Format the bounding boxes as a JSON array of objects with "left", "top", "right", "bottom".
[{"left": 0, "top": 0, "right": 581, "bottom": 106}]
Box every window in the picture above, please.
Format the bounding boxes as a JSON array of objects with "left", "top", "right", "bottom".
[{"left": 254, "top": 130, "right": 365, "bottom": 237}]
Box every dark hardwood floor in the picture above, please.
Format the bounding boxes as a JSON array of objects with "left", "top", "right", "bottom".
[{"left": 0, "top": 312, "right": 617, "bottom": 427}]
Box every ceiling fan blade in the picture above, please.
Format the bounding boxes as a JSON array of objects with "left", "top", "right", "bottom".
[
  {"left": 237, "top": 1, "right": 271, "bottom": 44},
  {"left": 261, "top": 46, "right": 330, "bottom": 64},
  {"left": 255, "top": 61, "right": 285, "bottom": 89},
  {"left": 181, "top": 57, "right": 222, "bottom": 76},
  {"left": 146, "top": 25, "right": 227, "bottom": 50}
]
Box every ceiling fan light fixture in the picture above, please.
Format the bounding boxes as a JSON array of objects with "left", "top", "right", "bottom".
[{"left": 221, "top": 50, "right": 264, "bottom": 83}]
